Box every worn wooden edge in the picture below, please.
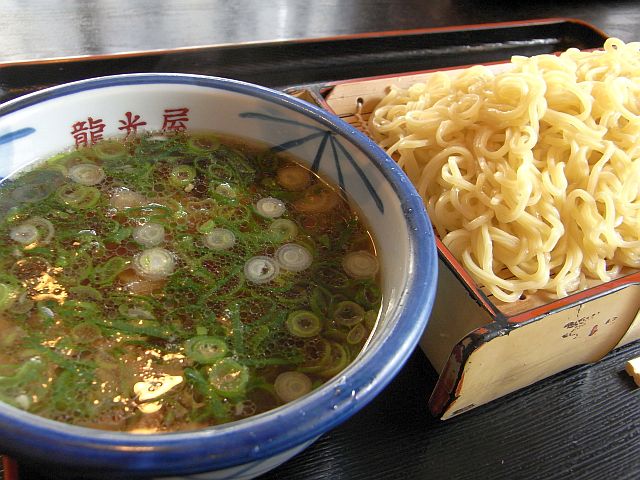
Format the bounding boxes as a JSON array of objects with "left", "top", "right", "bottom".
[
  {"left": 1, "top": 456, "right": 17, "bottom": 480},
  {"left": 429, "top": 280, "right": 640, "bottom": 418}
]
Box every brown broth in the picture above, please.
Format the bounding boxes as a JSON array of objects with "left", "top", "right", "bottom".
[{"left": 0, "top": 132, "right": 382, "bottom": 433}]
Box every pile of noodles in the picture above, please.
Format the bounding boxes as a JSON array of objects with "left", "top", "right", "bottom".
[{"left": 368, "top": 38, "right": 640, "bottom": 302}]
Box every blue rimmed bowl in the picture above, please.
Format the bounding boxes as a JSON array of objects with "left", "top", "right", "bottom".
[{"left": 0, "top": 73, "right": 437, "bottom": 479}]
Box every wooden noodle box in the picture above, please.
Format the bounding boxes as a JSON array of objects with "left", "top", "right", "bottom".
[
  {"left": 289, "top": 65, "right": 640, "bottom": 419},
  {"left": 424, "top": 244, "right": 640, "bottom": 419}
]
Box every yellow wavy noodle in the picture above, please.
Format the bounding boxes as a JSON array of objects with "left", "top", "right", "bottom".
[{"left": 369, "top": 38, "right": 640, "bottom": 302}]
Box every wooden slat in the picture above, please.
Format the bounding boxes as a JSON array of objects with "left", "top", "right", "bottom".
[{"left": 325, "top": 63, "right": 514, "bottom": 118}]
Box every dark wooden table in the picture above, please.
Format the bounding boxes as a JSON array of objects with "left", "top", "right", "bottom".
[{"left": 1, "top": 1, "right": 639, "bottom": 479}]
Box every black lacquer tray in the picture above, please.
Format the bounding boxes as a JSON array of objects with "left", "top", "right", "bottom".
[
  {"left": 2, "top": 18, "right": 639, "bottom": 480},
  {"left": 0, "top": 18, "right": 606, "bottom": 101}
]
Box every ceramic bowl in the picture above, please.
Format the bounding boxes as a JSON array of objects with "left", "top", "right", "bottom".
[{"left": 0, "top": 73, "right": 437, "bottom": 479}]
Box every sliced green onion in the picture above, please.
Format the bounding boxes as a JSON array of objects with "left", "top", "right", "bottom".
[
  {"left": 120, "top": 306, "right": 156, "bottom": 320},
  {"left": 276, "top": 164, "right": 312, "bottom": 191},
  {"left": 71, "top": 322, "right": 102, "bottom": 343},
  {"left": 197, "top": 220, "right": 217, "bottom": 234},
  {"left": 9, "top": 291, "right": 34, "bottom": 315},
  {"left": 50, "top": 367, "right": 93, "bottom": 412},
  {"left": 69, "top": 285, "right": 103, "bottom": 301},
  {"left": 316, "top": 266, "right": 350, "bottom": 290},
  {"left": 300, "top": 337, "right": 332, "bottom": 373},
  {"left": 208, "top": 358, "right": 249, "bottom": 399},
  {"left": 204, "top": 228, "right": 236, "bottom": 250},
  {"left": 109, "top": 187, "right": 147, "bottom": 210},
  {"left": 209, "top": 146, "right": 255, "bottom": 185},
  {"left": 212, "top": 182, "right": 237, "bottom": 201},
  {"left": 169, "top": 165, "right": 196, "bottom": 187},
  {"left": 333, "top": 300, "right": 365, "bottom": 326},
  {"left": 93, "top": 139, "right": 127, "bottom": 160},
  {"left": 206, "top": 161, "right": 235, "bottom": 183},
  {"left": 92, "top": 256, "right": 128, "bottom": 285},
  {"left": 10, "top": 394, "right": 30, "bottom": 410},
  {"left": 275, "top": 243, "right": 313, "bottom": 272},
  {"left": 286, "top": 310, "right": 322, "bottom": 338},
  {"left": 175, "top": 234, "right": 197, "bottom": 256},
  {"left": 133, "top": 248, "right": 176, "bottom": 280},
  {"left": 24, "top": 217, "right": 55, "bottom": 245},
  {"left": 255, "top": 197, "right": 286, "bottom": 218},
  {"left": 260, "top": 177, "right": 278, "bottom": 189},
  {"left": 184, "top": 367, "right": 231, "bottom": 420},
  {"left": 214, "top": 204, "right": 250, "bottom": 225},
  {"left": 68, "top": 163, "right": 105, "bottom": 186},
  {"left": 228, "top": 302, "right": 244, "bottom": 354},
  {"left": 324, "top": 326, "right": 348, "bottom": 343},
  {"left": 108, "top": 225, "right": 132, "bottom": 244},
  {"left": 187, "top": 133, "right": 220, "bottom": 153},
  {"left": 11, "top": 170, "right": 65, "bottom": 204},
  {"left": 9, "top": 223, "right": 39, "bottom": 244},
  {"left": 364, "top": 309, "right": 379, "bottom": 331},
  {"left": 0, "top": 357, "right": 43, "bottom": 389},
  {"left": 274, "top": 371, "right": 312, "bottom": 402},
  {"left": 310, "top": 286, "right": 332, "bottom": 318},
  {"left": 0, "top": 283, "right": 17, "bottom": 311},
  {"left": 184, "top": 336, "right": 228, "bottom": 364},
  {"left": 56, "top": 148, "right": 91, "bottom": 164},
  {"left": 244, "top": 256, "right": 279, "bottom": 284},
  {"left": 107, "top": 318, "right": 171, "bottom": 339},
  {"left": 234, "top": 399, "right": 257, "bottom": 417},
  {"left": 133, "top": 223, "right": 165, "bottom": 248},
  {"left": 196, "top": 326, "right": 208, "bottom": 336},
  {"left": 318, "top": 342, "right": 350, "bottom": 378},
  {"left": 269, "top": 218, "right": 298, "bottom": 242},
  {"left": 294, "top": 184, "right": 340, "bottom": 213},
  {"left": 126, "top": 203, "right": 172, "bottom": 222},
  {"left": 347, "top": 323, "right": 367, "bottom": 345},
  {"left": 342, "top": 250, "right": 379, "bottom": 279},
  {"left": 147, "top": 134, "right": 169, "bottom": 142},
  {"left": 354, "top": 281, "right": 382, "bottom": 309},
  {"left": 11, "top": 185, "right": 52, "bottom": 204},
  {"left": 58, "top": 300, "right": 100, "bottom": 322},
  {"left": 56, "top": 184, "right": 100, "bottom": 209}
]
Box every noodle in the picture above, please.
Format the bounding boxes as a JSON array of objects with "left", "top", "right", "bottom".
[{"left": 369, "top": 38, "right": 640, "bottom": 302}]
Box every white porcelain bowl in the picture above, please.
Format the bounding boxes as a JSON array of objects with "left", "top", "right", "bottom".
[{"left": 0, "top": 73, "right": 437, "bottom": 479}]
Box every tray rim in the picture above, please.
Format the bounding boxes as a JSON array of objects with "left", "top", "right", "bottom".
[{"left": 0, "top": 17, "right": 608, "bottom": 69}]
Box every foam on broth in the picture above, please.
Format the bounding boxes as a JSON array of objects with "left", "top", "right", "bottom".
[{"left": 0, "top": 132, "right": 381, "bottom": 433}]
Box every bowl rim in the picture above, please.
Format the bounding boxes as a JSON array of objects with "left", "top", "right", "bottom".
[{"left": 0, "top": 73, "right": 438, "bottom": 476}]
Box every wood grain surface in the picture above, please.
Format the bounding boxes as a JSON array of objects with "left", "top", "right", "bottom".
[{"left": 1, "top": 1, "right": 640, "bottom": 480}]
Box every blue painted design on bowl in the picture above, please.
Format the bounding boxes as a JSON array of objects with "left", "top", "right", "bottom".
[
  {"left": 240, "top": 111, "right": 384, "bottom": 213},
  {"left": 0, "top": 127, "right": 36, "bottom": 145}
]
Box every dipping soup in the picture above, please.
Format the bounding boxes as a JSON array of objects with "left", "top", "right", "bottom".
[{"left": 0, "top": 132, "right": 382, "bottom": 433}]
